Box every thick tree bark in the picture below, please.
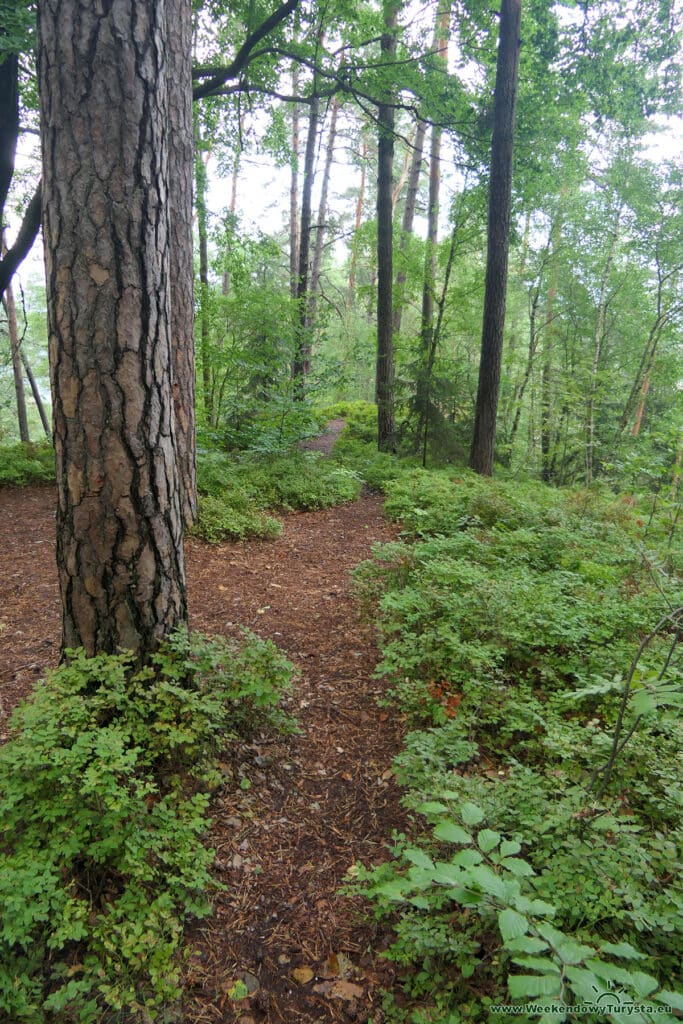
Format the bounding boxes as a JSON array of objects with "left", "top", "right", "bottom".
[
  {"left": 167, "top": 0, "right": 196, "bottom": 526},
  {"left": 3, "top": 278, "right": 30, "bottom": 442},
  {"left": 38, "top": 0, "right": 187, "bottom": 657},
  {"left": 469, "top": 0, "right": 522, "bottom": 476},
  {"left": 376, "top": 0, "right": 399, "bottom": 451}
]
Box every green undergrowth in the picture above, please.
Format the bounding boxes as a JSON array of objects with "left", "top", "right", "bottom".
[
  {"left": 0, "top": 628, "right": 295, "bottom": 1023},
  {"left": 192, "top": 447, "right": 362, "bottom": 543},
  {"left": 350, "top": 468, "right": 682, "bottom": 1023},
  {"left": 0, "top": 440, "right": 55, "bottom": 487}
]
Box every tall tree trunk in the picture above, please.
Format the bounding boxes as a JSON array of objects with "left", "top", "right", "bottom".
[
  {"left": 21, "top": 351, "right": 52, "bottom": 438},
  {"left": 167, "top": 0, "right": 196, "bottom": 526},
  {"left": 585, "top": 206, "right": 621, "bottom": 484},
  {"left": 347, "top": 134, "right": 368, "bottom": 309},
  {"left": 289, "top": 66, "right": 300, "bottom": 301},
  {"left": 376, "top": 0, "right": 399, "bottom": 451},
  {"left": 392, "top": 120, "right": 426, "bottom": 335},
  {"left": 415, "top": 2, "right": 451, "bottom": 456},
  {"left": 541, "top": 212, "right": 561, "bottom": 482},
  {"left": 222, "top": 111, "right": 245, "bottom": 296},
  {"left": 38, "top": 0, "right": 187, "bottom": 658},
  {"left": 292, "top": 93, "right": 320, "bottom": 395},
  {"left": 195, "top": 132, "right": 213, "bottom": 424},
  {"left": 469, "top": 0, "right": 522, "bottom": 476},
  {"left": 309, "top": 96, "right": 339, "bottom": 320},
  {"left": 631, "top": 376, "right": 650, "bottom": 437},
  {"left": 0, "top": 49, "right": 19, "bottom": 232},
  {"left": 3, "top": 276, "right": 30, "bottom": 442},
  {"left": 616, "top": 264, "right": 676, "bottom": 438}
]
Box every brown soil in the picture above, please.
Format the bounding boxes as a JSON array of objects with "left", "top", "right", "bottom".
[{"left": 0, "top": 479, "right": 408, "bottom": 1023}]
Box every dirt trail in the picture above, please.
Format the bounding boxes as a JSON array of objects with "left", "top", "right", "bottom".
[{"left": 0, "top": 484, "right": 407, "bottom": 1023}]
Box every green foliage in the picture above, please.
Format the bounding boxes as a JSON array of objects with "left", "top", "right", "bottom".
[
  {"left": 193, "top": 492, "right": 283, "bottom": 543},
  {"left": 192, "top": 448, "right": 362, "bottom": 543},
  {"left": 356, "top": 800, "right": 680, "bottom": 1022},
  {"left": 351, "top": 470, "right": 682, "bottom": 1020},
  {"left": 0, "top": 628, "right": 295, "bottom": 1022},
  {"left": 0, "top": 440, "right": 54, "bottom": 487}
]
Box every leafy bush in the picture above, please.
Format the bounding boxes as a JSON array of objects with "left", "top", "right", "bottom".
[
  {"left": 192, "top": 448, "right": 362, "bottom": 542},
  {"left": 193, "top": 493, "right": 283, "bottom": 543},
  {"left": 0, "top": 629, "right": 295, "bottom": 1022},
  {"left": 351, "top": 472, "right": 683, "bottom": 1021},
  {"left": 0, "top": 441, "right": 55, "bottom": 487}
]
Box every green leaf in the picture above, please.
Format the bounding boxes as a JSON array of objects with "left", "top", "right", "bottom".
[
  {"left": 434, "top": 821, "right": 473, "bottom": 845},
  {"left": 468, "top": 864, "right": 506, "bottom": 898},
  {"left": 417, "top": 801, "right": 449, "bottom": 815},
  {"left": 508, "top": 974, "right": 562, "bottom": 999},
  {"left": 452, "top": 849, "right": 483, "bottom": 867},
  {"left": 564, "top": 966, "right": 607, "bottom": 1001},
  {"left": 500, "top": 839, "right": 522, "bottom": 857},
  {"left": 478, "top": 829, "right": 501, "bottom": 853},
  {"left": 599, "top": 941, "right": 645, "bottom": 960},
  {"left": 461, "top": 802, "right": 485, "bottom": 826},
  {"left": 498, "top": 908, "right": 529, "bottom": 942},
  {"left": 505, "top": 936, "right": 549, "bottom": 955},
  {"left": 629, "top": 972, "right": 659, "bottom": 998},
  {"left": 376, "top": 881, "right": 408, "bottom": 902},
  {"left": 654, "top": 992, "right": 683, "bottom": 1012},
  {"left": 404, "top": 847, "right": 434, "bottom": 870},
  {"left": 511, "top": 956, "right": 561, "bottom": 974},
  {"left": 431, "top": 862, "right": 465, "bottom": 887},
  {"left": 555, "top": 938, "right": 596, "bottom": 965},
  {"left": 500, "top": 857, "right": 535, "bottom": 876}
]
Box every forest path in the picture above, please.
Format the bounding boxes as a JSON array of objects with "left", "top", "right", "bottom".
[
  {"left": 0, "top": 483, "right": 408, "bottom": 1023},
  {"left": 184, "top": 495, "right": 406, "bottom": 1024}
]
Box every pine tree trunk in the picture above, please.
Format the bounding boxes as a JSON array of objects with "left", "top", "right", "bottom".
[
  {"left": 38, "top": 0, "right": 187, "bottom": 658},
  {"left": 167, "top": 0, "right": 196, "bottom": 526},
  {"left": 469, "top": 0, "right": 521, "bottom": 476},
  {"left": 376, "top": 0, "right": 399, "bottom": 451}
]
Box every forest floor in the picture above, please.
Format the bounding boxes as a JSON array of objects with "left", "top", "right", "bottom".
[{"left": 0, "top": 426, "right": 411, "bottom": 1023}]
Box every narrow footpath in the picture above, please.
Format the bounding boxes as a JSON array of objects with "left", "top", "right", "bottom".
[
  {"left": 0, "top": 477, "right": 409, "bottom": 1023},
  {"left": 185, "top": 495, "right": 407, "bottom": 1024}
]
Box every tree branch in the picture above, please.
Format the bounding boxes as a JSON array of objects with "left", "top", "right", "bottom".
[
  {"left": 193, "top": 0, "right": 300, "bottom": 101},
  {"left": 0, "top": 182, "right": 42, "bottom": 300}
]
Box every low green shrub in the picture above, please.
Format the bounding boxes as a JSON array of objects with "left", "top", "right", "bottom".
[
  {"left": 192, "top": 448, "right": 362, "bottom": 543},
  {"left": 0, "top": 441, "right": 55, "bottom": 487},
  {"left": 351, "top": 473, "right": 683, "bottom": 1021},
  {"left": 192, "top": 493, "right": 283, "bottom": 543},
  {"left": 0, "top": 628, "right": 295, "bottom": 1022}
]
